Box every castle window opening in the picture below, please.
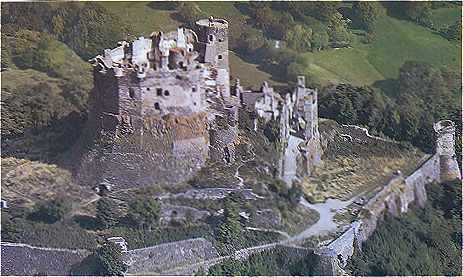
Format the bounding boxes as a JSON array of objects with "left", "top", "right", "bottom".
[
  {"left": 146, "top": 87, "right": 150, "bottom": 91},
  {"left": 193, "top": 102, "right": 197, "bottom": 106},
  {"left": 188, "top": 48, "right": 193, "bottom": 52},
  {"left": 224, "top": 146, "right": 231, "bottom": 163},
  {"left": 218, "top": 38, "right": 223, "bottom": 42},
  {"left": 218, "top": 54, "right": 223, "bottom": 60},
  {"left": 164, "top": 90, "right": 170, "bottom": 96},
  {"left": 209, "top": 35, "right": 214, "bottom": 42},
  {"left": 156, "top": 88, "right": 163, "bottom": 96},
  {"left": 192, "top": 87, "right": 197, "bottom": 92},
  {"left": 179, "top": 61, "right": 184, "bottom": 68},
  {"left": 129, "top": 88, "right": 135, "bottom": 99},
  {"left": 154, "top": 102, "right": 160, "bottom": 110}
]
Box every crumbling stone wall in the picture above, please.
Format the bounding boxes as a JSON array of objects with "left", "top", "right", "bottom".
[
  {"left": 125, "top": 238, "right": 219, "bottom": 275},
  {"left": 315, "top": 154, "right": 442, "bottom": 275},
  {"left": 0, "top": 242, "right": 90, "bottom": 276}
]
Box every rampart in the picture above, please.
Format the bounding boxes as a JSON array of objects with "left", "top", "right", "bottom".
[
  {"left": 315, "top": 153, "right": 442, "bottom": 275},
  {"left": 0, "top": 242, "right": 89, "bottom": 276}
]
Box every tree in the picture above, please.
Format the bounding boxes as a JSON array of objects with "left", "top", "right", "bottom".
[
  {"left": 311, "top": 30, "right": 329, "bottom": 51},
  {"left": 327, "top": 13, "right": 352, "bottom": 47},
  {"left": 286, "top": 183, "right": 303, "bottom": 205},
  {"left": 285, "top": 24, "right": 313, "bottom": 51},
  {"left": 176, "top": 2, "right": 202, "bottom": 27},
  {"left": 32, "top": 197, "right": 72, "bottom": 223},
  {"left": 126, "top": 197, "right": 160, "bottom": 230},
  {"left": 95, "top": 242, "right": 127, "bottom": 276},
  {"left": 216, "top": 195, "right": 243, "bottom": 253},
  {"left": 96, "top": 197, "right": 119, "bottom": 229},
  {"left": 237, "top": 28, "right": 266, "bottom": 55},
  {"left": 352, "top": 2, "right": 383, "bottom": 33},
  {"left": 442, "top": 20, "right": 462, "bottom": 41}
]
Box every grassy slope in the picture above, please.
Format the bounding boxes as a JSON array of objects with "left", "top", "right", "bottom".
[
  {"left": 429, "top": 6, "right": 461, "bottom": 29},
  {"left": 300, "top": 14, "right": 461, "bottom": 88},
  {"left": 103, "top": 2, "right": 180, "bottom": 37},
  {"left": 102, "top": 1, "right": 279, "bottom": 90}
]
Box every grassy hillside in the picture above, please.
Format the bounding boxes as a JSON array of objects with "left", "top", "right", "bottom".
[
  {"left": 229, "top": 52, "right": 284, "bottom": 89},
  {"left": 103, "top": 2, "right": 180, "bottom": 37},
  {"left": 298, "top": 14, "right": 461, "bottom": 88},
  {"left": 429, "top": 6, "right": 461, "bottom": 29}
]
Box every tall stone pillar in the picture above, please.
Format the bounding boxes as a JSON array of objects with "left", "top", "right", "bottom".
[{"left": 433, "top": 120, "right": 461, "bottom": 182}]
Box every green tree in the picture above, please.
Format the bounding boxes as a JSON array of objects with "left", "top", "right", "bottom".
[
  {"left": 126, "top": 197, "right": 160, "bottom": 230},
  {"left": 311, "top": 30, "right": 329, "bottom": 51},
  {"left": 216, "top": 195, "right": 243, "bottom": 253},
  {"left": 96, "top": 197, "right": 119, "bottom": 229},
  {"left": 442, "top": 20, "right": 462, "bottom": 41},
  {"left": 176, "top": 2, "right": 202, "bottom": 27},
  {"left": 95, "top": 242, "right": 127, "bottom": 276},
  {"left": 352, "top": 2, "right": 383, "bottom": 33},
  {"left": 285, "top": 24, "right": 313, "bottom": 51},
  {"left": 327, "top": 13, "right": 352, "bottom": 47},
  {"left": 237, "top": 28, "right": 266, "bottom": 55},
  {"left": 32, "top": 197, "right": 72, "bottom": 223}
]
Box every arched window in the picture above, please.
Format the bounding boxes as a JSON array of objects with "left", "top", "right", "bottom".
[{"left": 218, "top": 54, "right": 223, "bottom": 60}]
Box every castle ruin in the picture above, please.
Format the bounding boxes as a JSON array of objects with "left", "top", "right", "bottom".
[
  {"left": 83, "top": 17, "right": 321, "bottom": 189},
  {"left": 433, "top": 120, "right": 461, "bottom": 181}
]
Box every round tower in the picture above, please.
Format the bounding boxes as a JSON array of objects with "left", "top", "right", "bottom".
[
  {"left": 195, "top": 16, "right": 229, "bottom": 70},
  {"left": 433, "top": 120, "right": 461, "bottom": 182}
]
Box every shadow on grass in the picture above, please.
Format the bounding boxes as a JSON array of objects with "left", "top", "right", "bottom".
[
  {"left": 73, "top": 215, "right": 100, "bottom": 230},
  {"left": 373, "top": 78, "right": 399, "bottom": 98},
  {"left": 147, "top": 1, "right": 178, "bottom": 11}
]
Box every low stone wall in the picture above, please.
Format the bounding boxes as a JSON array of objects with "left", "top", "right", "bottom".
[
  {"left": 125, "top": 238, "right": 219, "bottom": 275},
  {"left": 315, "top": 154, "right": 441, "bottom": 275},
  {"left": 0, "top": 242, "right": 90, "bottom": 276}
]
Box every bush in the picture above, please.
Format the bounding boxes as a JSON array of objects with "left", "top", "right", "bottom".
[
  {"left": 31, "top": 198, "right": 72, "bottom": 223},
  {"left": 95, "top": 242, "right": 127, "bottom": 276},
  {"left": 126, "top": 197, "right": 160, "bottom": 230},
  {"left": 96, "top": 197, "right": 119, "bottom": 229}
]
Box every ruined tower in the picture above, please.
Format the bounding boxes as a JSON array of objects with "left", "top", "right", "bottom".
[
  {"left": 296, "top": 76, "right": 321, "bottom": 175},
  {"left": 195, "top": 17, "right": 230, "bottom": 98},
  {"left": 433, "top": 120, "right": 461, "bottom": 182}
]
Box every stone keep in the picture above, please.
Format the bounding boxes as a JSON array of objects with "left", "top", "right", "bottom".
[
  {"left": 433, "top": 120, "right": 461, "bottom": 181},
  {"left": 81, "top": 17, "right": 238, "bottom": 189}
]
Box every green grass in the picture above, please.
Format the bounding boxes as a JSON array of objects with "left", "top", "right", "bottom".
[
  {"left": 195, "top": 1, "right": 247, "bottom": 20},
  {"left": 102, "top": 2, "right": 181, "bottom": 37},
  {"left": 297, "top": 13, "right": 461, "bottom": 88},
  {"left": 366, "top": 15, "right": 461, "bottom": 79},
  {"left": 429, "top": 6, "right": 461, "bottom": 29},
  {"left": 229, "top": 52, "right": 284, "bottom": 89}
]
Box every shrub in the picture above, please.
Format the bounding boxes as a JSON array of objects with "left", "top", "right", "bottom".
[{"left": 31, "top": 197, "right": 72, "bottom": 223}]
